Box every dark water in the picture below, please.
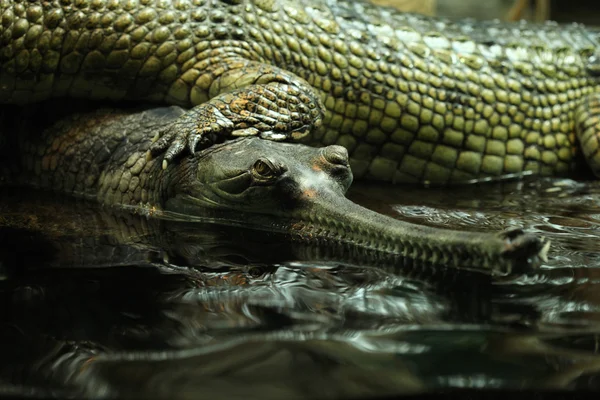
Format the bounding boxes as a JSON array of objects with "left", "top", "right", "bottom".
[{"left": 1, "top": 178, "right": 600, "bottom": 399}]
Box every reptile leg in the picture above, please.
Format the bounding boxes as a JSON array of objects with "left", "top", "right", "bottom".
[
  {"left": 575, "top": 93, "right": 600, "bottom": 176},
  {"left": 147, "top": 59, "right": 324, "bottom": 166}
]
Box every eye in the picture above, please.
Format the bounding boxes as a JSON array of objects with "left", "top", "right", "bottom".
[{"left": 252, "top": 158, "right": 280, "bottom": 179}]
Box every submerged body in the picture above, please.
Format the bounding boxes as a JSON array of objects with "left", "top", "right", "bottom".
[
  {"left": 0, "top": 105, "right": 548, "bottom": 275},
  {"left": 1, "top": 0, "right": 600, "bottom": 183}
]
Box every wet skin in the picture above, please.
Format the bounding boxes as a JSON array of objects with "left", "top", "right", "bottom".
[
  {"left": 1, "top": 105, "right": 548, "bottom": 276},
  {"left": 2, "top": 0, "right": 600, "bottom": 183}
]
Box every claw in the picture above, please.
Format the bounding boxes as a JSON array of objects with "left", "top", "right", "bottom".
[
  {"left": 163, "top": 139, "right": 186, "bottom": 164},
  {"left": 188, "top": 134, "right": 201, "bottom": 155},
  {"left": 149, "top": 135, "right": 172, "bottom": 157}
]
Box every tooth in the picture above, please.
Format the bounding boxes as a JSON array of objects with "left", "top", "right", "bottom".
[
  {"left": 539, "top": 240, "right": 551, "bottom": 263},
  {"left": 430, "top": 250, "right": 439, "bottom": 264},
  {"left": 452, "top": 252, "right": 460, "bottom": 267},
  {"left": 403, "top": 244, "right": 411, "bottom": 258}
]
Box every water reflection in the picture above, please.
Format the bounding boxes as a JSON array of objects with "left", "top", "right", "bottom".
[{"left": 1, "top": 178, "right": 600, "bottom": 397}]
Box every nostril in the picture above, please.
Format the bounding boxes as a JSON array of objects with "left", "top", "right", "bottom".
[{"left": 322, "top": 145, "right": 349, "bottom": 166}]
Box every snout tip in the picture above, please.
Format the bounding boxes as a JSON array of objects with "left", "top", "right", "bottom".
[{"left": 498, "top": 228, "right": 550, "bottom": 275}]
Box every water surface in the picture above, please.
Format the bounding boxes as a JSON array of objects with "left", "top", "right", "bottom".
[{"left": 1, "top": 178, "right": 600, "bottom": 398}]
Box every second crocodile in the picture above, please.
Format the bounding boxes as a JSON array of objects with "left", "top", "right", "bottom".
[{"left": 1, "top": 0, "right": 600, "bottom": 183}]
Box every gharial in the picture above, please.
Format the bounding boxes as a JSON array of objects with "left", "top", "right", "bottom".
[
  {"left": 3, "top": 0, "right": 590, "bottom": 273},
  {"left": 0, "top": 104, "right": 548, "bottom": 276},
  {"left": 1, "top": 0, "right": 600, "bottom": 182}
]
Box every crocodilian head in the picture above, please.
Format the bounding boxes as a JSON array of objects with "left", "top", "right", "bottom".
[{"left": 165, "top": 137, "right": 549, "bottom": 276}]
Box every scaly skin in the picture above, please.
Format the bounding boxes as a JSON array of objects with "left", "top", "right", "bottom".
[
  {"left": 1, "top": 0, "right": 600, "bottom": 183},
  {"left": 0, "top": 104, "right": 549, "bottom": 275}
]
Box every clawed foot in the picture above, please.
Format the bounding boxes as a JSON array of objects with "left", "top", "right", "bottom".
[
  {"left": 147, "top": 105, "right": 235, "bottom": 169},
  {"left": 146, "top": 83, "right": 324, "bottom": 169}
]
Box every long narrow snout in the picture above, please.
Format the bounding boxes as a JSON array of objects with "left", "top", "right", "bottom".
[
  {"left": 286, "top": 188, "right": 549, "bottom": 276},
  {"left": 166, "top": 138, "right": 549, "bottom": 276}
]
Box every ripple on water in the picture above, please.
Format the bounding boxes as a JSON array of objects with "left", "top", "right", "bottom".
[{"left": 2, "top": 177, "right": 600, "bottom": 395}]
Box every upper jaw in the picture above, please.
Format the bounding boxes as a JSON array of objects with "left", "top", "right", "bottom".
[
  {"left": 163, "top": 184, "right": 548, "bottom": 277},
  {"left": 283, "top": 190, "right": 549, "bottom": 277}
]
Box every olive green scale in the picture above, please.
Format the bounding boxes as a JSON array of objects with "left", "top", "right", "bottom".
[{"left": 1, "top": 0, "right": 600, "bottom": 183}]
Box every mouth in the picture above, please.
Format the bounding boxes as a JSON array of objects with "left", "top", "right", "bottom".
[
  {"left": 283, "top": 191, "right": 549, "bottom": 277},
  {"left": 163, "top": 192, "right": 549, "bottom": 278}
]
